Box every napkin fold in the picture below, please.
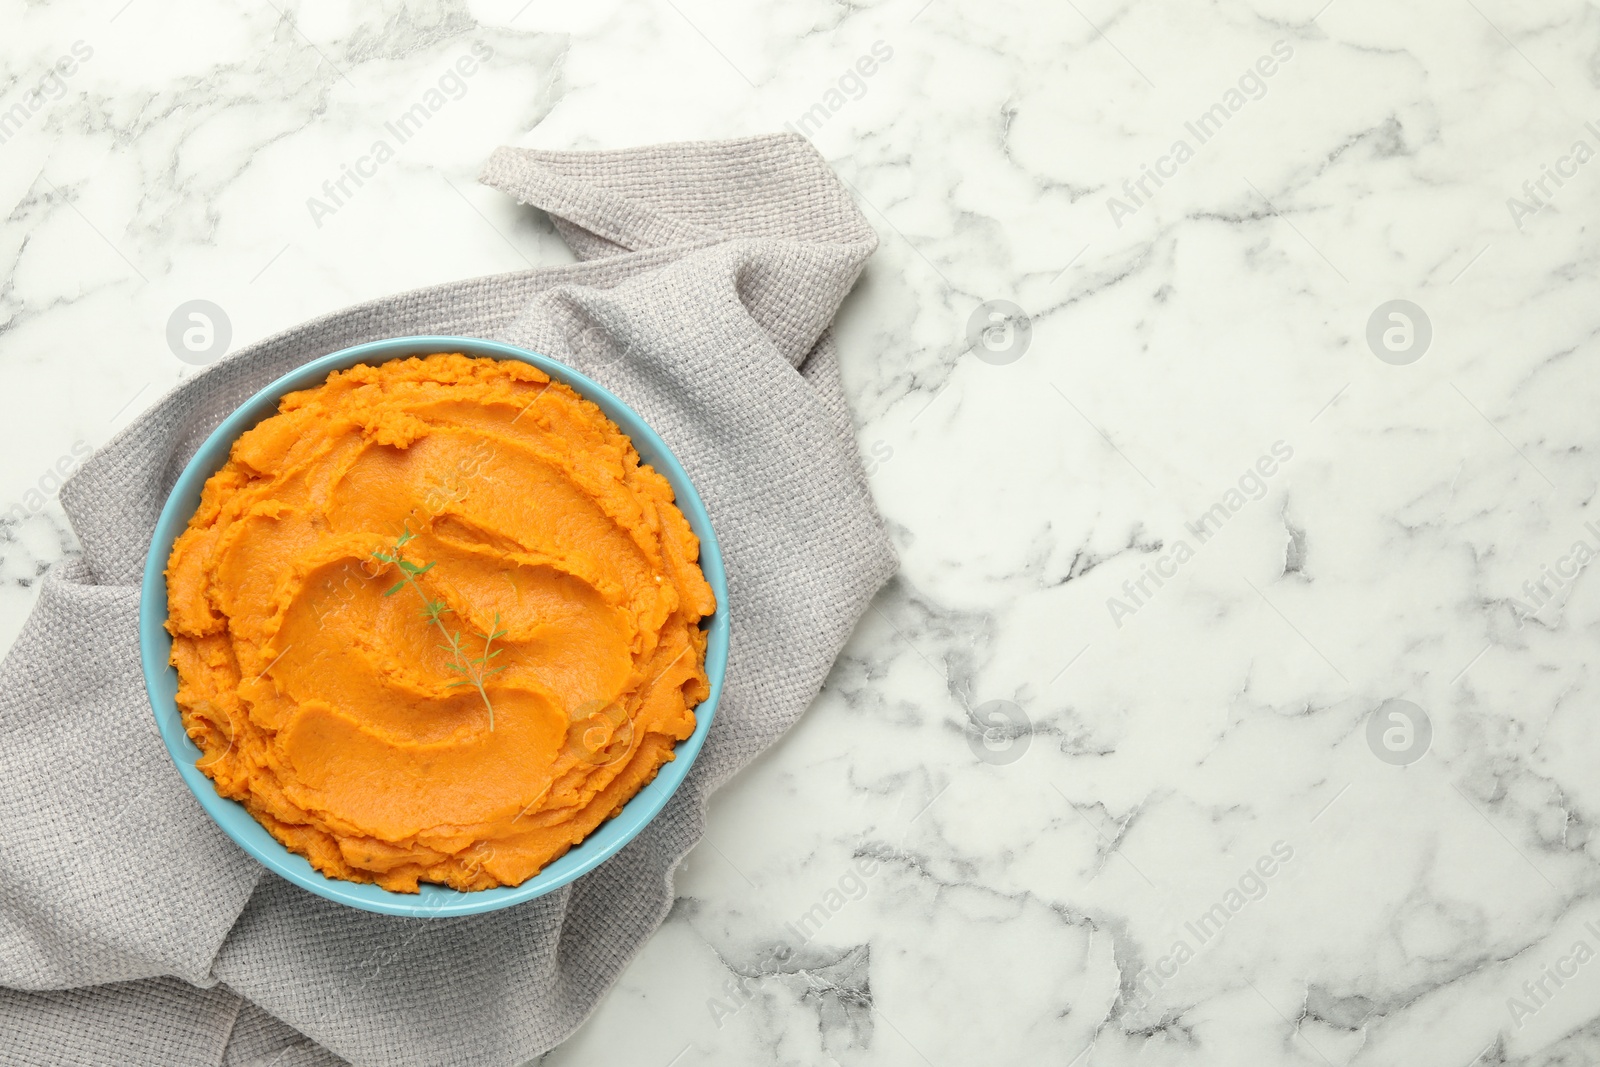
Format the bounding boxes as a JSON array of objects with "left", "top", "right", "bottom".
[{"left": 0, "top": 133, "right": 895, "bottom": 1066}]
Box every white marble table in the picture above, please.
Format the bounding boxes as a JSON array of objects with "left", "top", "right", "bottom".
[{"left": 6, "top": 0, "right": 1600, "bottom": 1063}]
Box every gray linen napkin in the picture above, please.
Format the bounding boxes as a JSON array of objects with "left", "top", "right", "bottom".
[{"left": 0, "top": 133, "right": 896, "bottom": 1066}]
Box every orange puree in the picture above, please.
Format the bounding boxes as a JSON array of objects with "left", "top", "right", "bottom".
[{"left": 164, "top": 353, "right": 714, "bottom": 892}]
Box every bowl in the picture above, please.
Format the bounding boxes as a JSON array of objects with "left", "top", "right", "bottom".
[{"left": 139, "top": 335, "right": 729, "bottom": 917}]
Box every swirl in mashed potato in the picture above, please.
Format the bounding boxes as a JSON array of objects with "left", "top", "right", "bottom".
[{"left": 165, "top": 353, "right": 713, "bottom": 892}]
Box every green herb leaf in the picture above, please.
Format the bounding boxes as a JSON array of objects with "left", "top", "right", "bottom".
[{"left": 371, "top": 529, "right": 501, "bottom": 730}]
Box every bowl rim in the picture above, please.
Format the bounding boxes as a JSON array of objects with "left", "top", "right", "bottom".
[{"left": 138, "top": 335, "right": 729, "bottom": 918}]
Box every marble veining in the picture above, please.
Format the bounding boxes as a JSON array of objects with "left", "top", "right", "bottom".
[{"left": 8, "top": 0, "right": 1600, "bottom": 1063}]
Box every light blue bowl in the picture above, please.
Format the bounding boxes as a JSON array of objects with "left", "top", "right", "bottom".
[{"left": 139, "top": 336, "right": 728, "bottom": 917}]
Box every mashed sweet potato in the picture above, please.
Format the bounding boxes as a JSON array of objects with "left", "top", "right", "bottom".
[{"left": 164, "top": 353, "right": 714, "bottom": 892}]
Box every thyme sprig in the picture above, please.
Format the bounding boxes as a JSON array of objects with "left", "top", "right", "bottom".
[{"left": 372, "top": 526, "right": 506, "bottom": 729}]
